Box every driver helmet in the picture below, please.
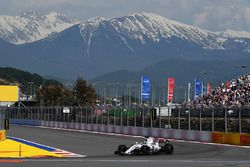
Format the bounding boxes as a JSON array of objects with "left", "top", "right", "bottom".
[{"left": 153, "top": 137, "right": 158, "bottom": 144}]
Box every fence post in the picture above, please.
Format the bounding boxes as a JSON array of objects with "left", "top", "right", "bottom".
[
  {"left": 85, "top": 107, "right": 87, "bottom": 124},
  {"left": 31, "top": 107, "right": 33, "bottom": 120},
  {"left": 114, "top": 108, "right": 116, "bottom": 125},
  {"left": 47, "top": 107, "right": 50, "bottom": 121},
  {"left": 107, "top": 107, "right": 110, "bottom": 125},
  {"left": 188, "top": 108, "right": 191, "bottom": 130},
  {"left": 134, "top": 107, "right": 136, "bottom": 127},
  {"left": 159, "top": 106, "right": 161, "bottom": 128},
  {"left": 18, "top": 107, "right": 20, "bottom": 120},
  {"left": 76, "top": 107, "right": 78, "bottom": 123},
  {"left": 38, "top": 107, "right": 40, "bottom": 121},
  {"left": 90, "top": 107, "right": 93, "bottom": 124},
  {"left": 199, "top": 108, "right": 202, "bottom": 131},
  {"left": 168, "top": 105, "right": 170, "bottom": 129},
  {"left": 126, "top": 108, "right": 129, "bottom": 126},
  {"left": 239, "top": 108, "right": 241, "bottom": 133},
  {"left": 53, "top": 106, "right": 55, "bottom": 122},
  {"left": 14, "top": 107, "right": 16, "bottom": 119},
  {"left": 30, "top": 107, "right": 33, "bottom": 120},
  {"left": 178, "top": 107, "right": 180, "bottom": 130},
  {"left": 40, "top": 107, "right": 45, "bottom": 121},
  {"left": 212, "top": 108, "right": 214, "bottom": 131},
  {"left": 43, "top": 107, "right": 45, "bottom": 121},
  {"left": 225, "top": 107, "right": 227, "bottom": 133},
  {"left": 150, "top": 107, "right": 153, "bottom": 128},
  {"left": 119, "top": 108, "right": 121, "bottom": 126},
  {"left": 26, "top": 107, "right": 29, "bottom": 120},
  {"left": 67, "top": 107, "right": 70, "bottom": 122},
  {"left": 101, "top": 108, "right": 104, "bottom": 125},
  {"left": 13, "top": 107, "right": 16, "bottom": 119},
  {"left": 142, "top": 108, "right": 144, "bottom": 127},
  {"left": 80, "top": 107, "right": 82, "bottom": 124},
  {"left": 95, "top": 107, "right": 98, "bottom": 124},
  {"left": 50, "top": 107, "right": 52, "bottom": 121}
]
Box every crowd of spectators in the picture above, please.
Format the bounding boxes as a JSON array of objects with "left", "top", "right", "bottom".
[{"left": 183, "top": 74, "right": 250, "bottom": 108}]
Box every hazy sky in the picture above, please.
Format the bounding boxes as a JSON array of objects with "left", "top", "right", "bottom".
[{"left": 1, "top": 0, "right": 250, "bottom": 32}]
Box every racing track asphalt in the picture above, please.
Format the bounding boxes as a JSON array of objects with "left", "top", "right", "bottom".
[{"left": 3, "top": 124, "right": 250, "bottom": 167}]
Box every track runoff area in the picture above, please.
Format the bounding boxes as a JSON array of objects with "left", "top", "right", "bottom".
[{"left": 3, "top": 124, "right": 250, "bottom": 167}]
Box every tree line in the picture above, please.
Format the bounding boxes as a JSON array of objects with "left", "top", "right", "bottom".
[{"left": 37, "top": 78, "right": 97, "bottom": 106}]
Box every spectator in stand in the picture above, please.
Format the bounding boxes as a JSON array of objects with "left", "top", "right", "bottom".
[{"left": 183, "top": 74, "right": 250, "bottom": 108}]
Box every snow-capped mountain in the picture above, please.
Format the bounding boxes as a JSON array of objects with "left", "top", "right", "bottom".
[
  {"left": 218, "top": 29, "right": 250, "bottom": 39},
  {"left": 0, "top": 12, "right": 249, "bottom": 80},
  {"left": 80, "top": 12, "right": 228, "bottom": 53},
  {"left": 0, "top": 11, "right": 78, "bottom": 44}
]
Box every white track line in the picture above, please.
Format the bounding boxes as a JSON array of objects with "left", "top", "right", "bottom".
[
  {"left": 8, "top": 136, "right": 86, "bottom": 158},
  {"left": 22, "top": 159, "right": 250, "bottom": 164}
]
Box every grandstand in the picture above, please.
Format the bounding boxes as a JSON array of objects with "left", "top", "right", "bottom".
[{"left": 184, "top": 74, "right": 250, "bottom": 108}]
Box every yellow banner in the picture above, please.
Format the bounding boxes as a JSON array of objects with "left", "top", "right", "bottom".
[
  {"left": 0, "top": 130, "right": 6, "bottom": 141},
  {"left": 0, "top": 86, "right": 19, "bottom": 102},
  {"left": 240, "top": 134, "right": 250, "bottom": 145},
  {"left": 212, "top": 132, "right": 250, "bottom": 146}
]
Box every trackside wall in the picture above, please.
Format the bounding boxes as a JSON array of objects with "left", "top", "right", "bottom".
[
  {"left": 12, "top": 119, "right": 250, "bottom": 145},
  {"left": 10, "top": 119, "right": 211, "bottom": 142},
  {"left": 212, "top": 132, "right": 250, "bottom": 145}
]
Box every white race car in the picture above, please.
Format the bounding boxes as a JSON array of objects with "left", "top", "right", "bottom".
[{"left": 114, "top": 137, "right": 174, "bottom": 155}]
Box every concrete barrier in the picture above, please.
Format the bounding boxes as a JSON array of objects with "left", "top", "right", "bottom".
[
  {"left": 12, "top": 119, "right": 250, "bottom": 145},
  {"left": 240, "top": 134, "right": 250, "bottom": 145},
  {"left": 10, "top": 119, "right": 42, "bottom": 126},
  {"left": 10, "top": 119, "right": 213, "bottom": 143},
  {"left": 212, "top": 132, "right": 250, "bottom": 145}
]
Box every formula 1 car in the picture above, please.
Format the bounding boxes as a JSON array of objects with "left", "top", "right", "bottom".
[{"left": 114, "top": 137, "right": 174, "bottom": 155}]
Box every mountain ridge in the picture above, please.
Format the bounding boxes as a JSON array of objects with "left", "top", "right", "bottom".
[
  {"left": 0, "top": 11, "right": 78, "bottom": 44},
  {"left": 0, "top": 12, "right": 249, "bottom": 80},
  {"left": 91, "top": 58, "right": 250, "bottom": 86}
]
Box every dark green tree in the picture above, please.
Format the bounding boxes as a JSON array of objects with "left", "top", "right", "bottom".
[
  {"left": 37, "top": 83, "right": 74, "bottom": 106},
  {"left": 73, "top": 78, "right": 97, "bottom": 106},
  {"left": 37, "top": 84, "right": 63, "bottom": 106}
]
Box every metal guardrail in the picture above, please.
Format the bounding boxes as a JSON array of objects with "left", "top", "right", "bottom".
[{"left": 4, "top": 106, "right": 250, "bottom": 133}]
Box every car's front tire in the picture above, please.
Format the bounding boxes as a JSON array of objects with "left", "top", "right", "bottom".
[
  {"left": 163, "top": 143, "right": 174, "bottom": 154},
  {"left": 117, "top": 145, "right": 127, "bottom": 155}
]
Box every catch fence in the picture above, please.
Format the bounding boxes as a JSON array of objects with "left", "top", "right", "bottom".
[{"left": 5, "top": 106, "right": 250, "bottom": 133}]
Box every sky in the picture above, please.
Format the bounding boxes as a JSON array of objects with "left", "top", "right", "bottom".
[{"left": 1, "top": 0, "right": 250, "bottom": 32}]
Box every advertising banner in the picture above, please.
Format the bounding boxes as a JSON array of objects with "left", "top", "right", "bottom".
[
  {"left": 167, "top": 78, "right": 175, "bottom": 103},
  {"left": 202, "top": 82, "right": 207, "bottom": 96},
  {"left": 0, "top": 130, "right": 6, "bottom": 141},
  {"left": 226, "top": 81, "right": 230, "bottom": 89},
  {"left": 207, "top": 82, "right": 211, "bottom": 95},
  {"left": 195, "top": 79, "right": 200, "bottom": 99},
  {"left": 141, "top": 76, "right": 150, "bottom": 101},
  {"left": 0, "top": 86, "right": 19, "bottom": 102},
  {"left": 240, "top": 134, "right": 250, "bottom": 145}
]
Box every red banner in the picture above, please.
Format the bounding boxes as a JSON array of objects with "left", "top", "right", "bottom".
[
  {"left": 168, "top": 78, "right": 175, "bottom": 103},
  {"left": 207, "top": 82, "right": 211, "bottom": 95},
  {"left": 226, "top": 81, "right": 230, "bottom": 89}
]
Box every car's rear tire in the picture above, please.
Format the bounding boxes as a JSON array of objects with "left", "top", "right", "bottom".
[
  {"left": 164, "top": 143, "right": 174, "bottom": 154},
  {"left": 117, "top": 145, "right": 127, "bottom": 155},
  {"left": 141, "top": 145, "right": 150, "bottom": 155}
]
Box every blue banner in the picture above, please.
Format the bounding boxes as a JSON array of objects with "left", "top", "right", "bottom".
[
  {"left": 141, "top": 76, "right": 150, "bottom": 101},
  {"left": 195, "top": 79, "right": 200, "bottom": 99},
  {"left": 202, "top": 82, "right": 207, "bottom": 95}
]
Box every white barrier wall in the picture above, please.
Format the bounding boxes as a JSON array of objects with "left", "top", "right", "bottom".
[{"left": 41, "top": 121, "right": 212, "bottom": 142}]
